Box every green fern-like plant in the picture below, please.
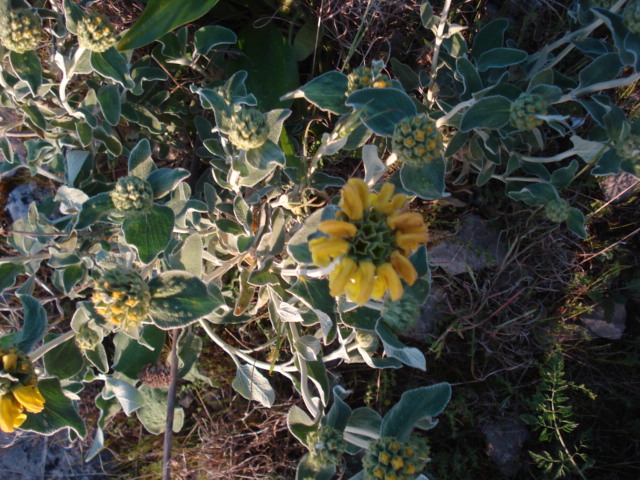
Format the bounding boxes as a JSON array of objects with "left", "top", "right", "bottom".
[{"left": 525, "top": 348, "right": 595, "bottom": 479}]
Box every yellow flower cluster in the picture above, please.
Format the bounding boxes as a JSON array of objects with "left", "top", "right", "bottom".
[
  {"left": 309, "top": 178, "right": 428, "bottom": 305},
  {"left": 0, "top": 348, "right": 45, "bottom": 433}
]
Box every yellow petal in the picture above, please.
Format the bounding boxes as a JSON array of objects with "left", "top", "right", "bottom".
[
  {"left": 378, "top": 263, "right": 403, "bottom": 301},
  {"left": 387, "top": 212, "right": 425, "bottom": 231},
  {"left": 318, "top": 220, "right": 357, "bottom": 238},
  {"left": 2, "top": 353, "right": 17, "bottom": 371},
  {"left": 329, "top": 257, "right": 357, "bottom": 297},
  {"left": 340, "top": 183, "right": 364, "bottom": 221},
  {"left": 372, "top": 183, "right": 395, "bottom": 213},
  {"left": 355, "top": 262, "right": 376, "bottom": 306},
  {"left": 388, "top": 193, "right": 407, "bottom": 213},
  {"left": 308, "top": 237, "right": 350, "bottom": 266},
  {"left": 371, "top": 275, "right": 387, "bottom": 301},
  {"left": 13, "top": 385, "right": 45, "bottom": 413},
  {"left": 390, "top": 251, "right": 418, "bottom": 286},
  {"left": 347, "top": 178, "right": 370, "bottom": 209},
  {"left": 396, "top": 231, "right": 429, "bottom": 252},
  {"left": 0, "top": 394, "right": 26, "bottom": 433}
]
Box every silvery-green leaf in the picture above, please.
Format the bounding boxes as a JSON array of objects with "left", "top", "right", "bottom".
[
  {"left": 135, "top": 385, "right": 184, "bottom": 434},
  {"left": 296, "top": 335, "right": 321, "bottom": 361},
  {"left": 90, "top": 48, "right": 135, "bottom": 89},
  {"left": 43, "top": 335, "right": 84, "bottom": 379},
  {"left": 577, "top": 52, "right": 622, "bottom": 89},
  {"left": 363, "top": 144, "right": 386, "bottom": 186},
  {"left": 376, "top": 321, "right": 426, "bottom": 370},
  {"left": 101, "top": 376, "right": 144, "bottom": 415},
  {"left": 346, "top": 88, "right": 416, "bottom": 136},
  {"left": 123, "top": 205, "right": 174, "bottom": 264},
  {"left": 194, "top": 25, "right": 236, "bottom": 56},
  {"left": 112, "top": 326, "right": 165, "bottom": 379},
  {"left": 169, "top": 233, "right": 203, "bottom": 277},
  {"left": 281, "top": 70, "right": 349, "bottom": 115},
  {"left": 460, "top": 96, "right": 511, "bottom": 132},
  {"left": 477, "top": 47, "right": 527, "bottom": 72},
  {"left": 146, "top": 167, "right": 190, "bottom": 198},
  {"left": 507, "top": 182, "right": 558, "bottom": 205},
  {"left": 11, "top": 294, "right": 47, "bottom": 352},
  {"left": 232, "top": 363, "right": 275, "bottom": 407},
  {"left": 92, "top": 126, "right": 122, "bottom": 156},
  {"left": 55, "top": 186, "right": 89, "bottom": 215},
  {"left": 400, "top": 159, "right": 448, "bottom": 200},
  {"left": 97, "top": 84, "right": 121, "bottom": 126},
  {"left": 296, "top": 454, "right": 336, "bottom": 480},
  {"left": 9, "top": 51, "right": 42, "bottom": 96},
  {"left": 471, "top": 18, "right": 508, "bottom": 59},
  {"left": 566, "top": 207, "right": 587, "bottom": 239}
]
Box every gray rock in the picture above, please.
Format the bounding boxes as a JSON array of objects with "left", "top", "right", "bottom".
[
  {"left": 581, "top": 303, "right": 626, "bottom": 340},
  {"left": 402, "top": 286, "right": 448, "bottom": 342},
  {"left": 0, "top": 430, "right": 112, "bottom": 480},
  {"left": 429, "top": 215, "right": 507, "bottom": 276},
  {"left": 482, "top": 418, "right": 529, "bottom": 478},
  {"left": 600, "top": 172, "right": 640, "bottom": 204}
]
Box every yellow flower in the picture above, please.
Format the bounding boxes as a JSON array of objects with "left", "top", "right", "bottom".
[
  {"left": 13, "top": 385, "right": 45, "bottom": 413},
  {"left": 309, "top": 178, "right": 427, "bottom": 305},
  {"left": 0, "top": 395, "right": 27, "bottom": 433}
]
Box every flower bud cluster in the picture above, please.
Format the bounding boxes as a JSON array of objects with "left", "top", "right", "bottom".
[
  {"left": 228, "top": 107, "right": 269, "bottom": 150},
  {"left": 510, "top": 93, "right": 548, "bottom": 130},
  {"left": 347, "top": 65, "right": 392, "bottom": 93},
  {"left": 623, "top": 0, "right": 640, "bottom": 35},
  {"left": 380, "top": 295, "right": 420, "bottom": 334},
  {"left": 77, "top": 12, "right": 117, "bottom": 52},
  {"left": 92, "top": 268, "right": 150, "bottom": 330},
  {"left": 362, "top": 435, "right": 430, "bottom": 480},
  {"left": 307, "top": 426, "right": 347, "bottom": 468},
  {"left": 544, "top": 198, "right": 571, "bottom": 223},
  {"left": 356, "top": 330, "right": 380, "bottom": 353},
  {"left": 0, "top": 9, "right": 43, "bottom": 54},
  {"left": 392, "top": 114, "right": 444, "bottom": 167},
  {"left": 110, "top": 176, "right": 154, "bottom": 216},
  {"left": 616, "top": 133, "right": 640, "bottom": 163},
  {"left": 75, "top": 325, "right": 102, "bottom": 351}
]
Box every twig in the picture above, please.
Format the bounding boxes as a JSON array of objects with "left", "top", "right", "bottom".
[{"left": 162, "top": 329, "right": 180, "bottom": 480}]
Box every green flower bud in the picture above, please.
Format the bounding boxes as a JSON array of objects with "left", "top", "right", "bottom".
[
  {"left": 381, "top": 295, "right": 420, "bottom": 334},
  {"left": 228, "top": 107, "right": 269, "bottom": 150},
  {"left": 92, "top": 268, "right": 150, "bottom": 331},
  {"left": 623, "top": 0, "right": 640, "bottom": 35},
  {"left": 356, "top": 330, "right": 379, "bottom": 353},
  {"left": 544, "top": 198, "right": 571, "bottom": 223},
  {"left": 392, "top": 114, "right": 444, "bottom": 167},
  {"left": 75, "top": 325, "right": 102, "bottom": 351},
  {"left": 77, "top": 12, "right": 117, "bottom": 52},
  {"left": 307, "top": 426, "right": 347, "bottom": 468},
  {"left": 616, "top": 133, "right": 640, "bottom": 163},
  {"left": 0, "top": 9, "right": 43, "bottom": 54},
  {"left": 510, "top": 93, "right": 548, "bottom": 130},
  {"left": 347, "top": 65, "right": 392, "bottom": 93},
  {"left": 110, "top": 176, "right": 154, "bottom": 216},
  {"left": 362, "top": 436, "right": 430, "bottom": 480},
  {"left": 0, "top": 347, "right": 38, "bottom": 394}
]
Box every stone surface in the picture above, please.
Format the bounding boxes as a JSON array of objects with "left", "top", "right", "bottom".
[
  {"left": 0, "top": 430, "right": 112, "bottom": 480},
  {"left": 581, "top": 302, "right": 626, "bottom": 340},
  {"left": 402, "top": 285, "right": 448, "bottom": 342},
  {"left": 600, "top": 171, "right": 640, "bottom": 203},
  {"left": 429, "top": 215, "right": 507, "bottom": 276},
  {"left": 482, "top": 418, "right": 529, "bottom": 478}
]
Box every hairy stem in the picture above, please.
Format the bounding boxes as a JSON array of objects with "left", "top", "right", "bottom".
[
  {"left": 162, "top": 329, "right": 180, "bottom": 480},
  {"left": 29, "top": 330, "right": 75, "bottom": 361}
]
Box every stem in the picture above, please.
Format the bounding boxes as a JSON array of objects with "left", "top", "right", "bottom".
[
  {"left": 426, "top": 0, "right": 453, "bottom": 104},
  {"left": 343, "top": 425, "right": 381, "bottom": 440},
  {"left": 289, "top": 322, "right": 321, "bottom": 419},
  {"left": 435, "top": 98, "right": 474, "bottom": 128},
  {"left": 0, "top": 253, "right": 51, "bottom": 265},
  {"left": 491, "top": 175, "right": 545, "bottom": 183},
  {"left": 162, "top": 329, "right": 180, "bottom": 480},
  {"left": 29, "top": 330, "right": 75, "bottom": 361},
  {"left": 556, "top": 72, "right": 640, "bottom": 104},
  {"left": 519, "top": 149, "right": 578, "bottom": 163}
]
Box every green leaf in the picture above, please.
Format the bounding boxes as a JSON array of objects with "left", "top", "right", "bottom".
[
  {"left": 376, "top": 321, "right": 426, "bottom": 370},
  {"left": 507, "top": 182, "right": 558, "bottom": 206},
  {"left": 76, "top": 192, "right": 114, "bottom": 230},
  {"left": 578, "top": 52, "right": 622, "bottom": 89},
  {"left": 92, "top": 126, "right": 123, "bottom": 156},
  {"left": 90, "top": 48, "right": 135, "bottom": 89},
  {"left": 169, "top": 233, "right": 203, "bottom": 277},
  {"left": 380, "top": 383, "right": 452, "bottom": 440},
  {"left": 550, "top": 160, "right": 578, "bottom": 188},
  {"left": 123, "top": 205, "right": 175, "bottom": 263},
  {"left": 128, "top": 138, "right": 156, "bottom": 178},
  {"left": 14, "top": 294, "right": 47, "bottom": 352},
  {"left": 400, "top": 159, "right": 447, "bottom": 200},
  {"left": 0, "top": 136, "right": 14, "bottom": 164},
  {"left": 592, "top": 149, "right": 621, "bottom": 176},
  {"left": 22, "top": 104, "right": 46, "bottom": 131},
  {"left": 244, "top": 139, "right": 286, "bottom": 171},
  {"left": 97, "top": 84, "right": 121, "bottom": 126},
  {"left": 296, "top": 454, "right": 336, "bottom": 480},
  {"left": 345, "top": 407, "right": 382, "bottom": 450},
  {"left": 228, "top": 23, "right": 299, "bottom": 110},
  {"left": 194, "top": 25, "right": 236, "bottom": 56},
  {"left": 118, "top": 0, "right": 219, "bottom": 51},
  {"left": 456, "top": 56, "right": 482, "bottom": 99},
  {"left": 146, "top": 167, "right": 190, "bottom": 198},
  {"left": 346, "top": 88, "right": 416, "bottom": 137},
  {"left": 232, "top": 363, "right": 276, "bottom": 407},
  {"left": 9, "top": 51, "right": 42, "bottom": 95},
  {"left": 460, "top": 96, "right": 511, "bottom": 132},
  {"left": 288, "top": 279, "right": 336, "bottom": 339},
  {"left": 43, "top": 336, "right": 84, "bottom": 379},
  {"left": 281, "top": 71, "right": 349, "bottom": 115},
  {"left": 566, "top": 208, "right": 587, "bottom": 239},
  {"left": 112, "top": 326, "right": 166, "bottom": 379},
  {"left": 20, "top": 378, "right": 87, "bottom": 438},
  {"left": 390, "top": 58, "right": 420, "bottom": 91},
  {"left": 102, "top": 376, "right": 144, "bottom": 415},
  {"left": 471, "top": 18, "right": 508, "bottom": 60},
  {"left": 293, "top": 19, "right": 320, "bottom": 61},
  {"left": 148, "top": 271, "right": 221, "bottom": 328},
  {"left": 63, "top": 0, "right": 84, "bottom": 34},
  {"left": 177, "top": 328, "right": 202, "bottom": 377},
  {"left": 325, "top": 386, "right": 352, "bottom": 430},
  {"left": 287, "top": 405, "right": 317, "bottom": 446},
  {"left": 477, "top": 47, "right": 528, "bottom": 72},
  {"left": 0, "top": 263, "right": 24, "bottom": 292},
  {"left": 420, "top": 1, "right": 435, "bottom": 28},
  {"left": 287, "top": 206, "right": 340, "bottom": 264},
  {"left": 135, "top": 385, "right": 184, "bottom": 434},
  {"left": 85, "top": 344, "right": 109, "bottom": 373}
]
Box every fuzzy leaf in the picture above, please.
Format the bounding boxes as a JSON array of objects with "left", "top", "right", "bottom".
[
  {"left": 346, "top": 88, "right": 416, "bottom": 136},
  {"left": 232, "top": 363, "right": 275, "bottom": 407},
  {"left": 123, "top": 205, "right": 175, "bottom": 263},
  {"left": 281, "top": 70, "right": 349, "bottom": 115},
  {"left": 460, "top": 96, "right": 511, "bottom": 132}
]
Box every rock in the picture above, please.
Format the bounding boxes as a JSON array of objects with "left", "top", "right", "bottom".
[
  {"left": 0, "top": 430, "right": 112, "bottom": 480},
  {"left": 600, "top": 172, "right": 640, "bottom": 204},
  {"left": 482, "top": 418, "right": 529, "bottom": 478},
  {"left": 581, "top": 302, "right": 626, "bottom": 340},
  {"left": 429, "top": 215, "right": 507, "bottom": 276},
  {"left": 402, "top": 285, "right": 448, "bottom": 342}
]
